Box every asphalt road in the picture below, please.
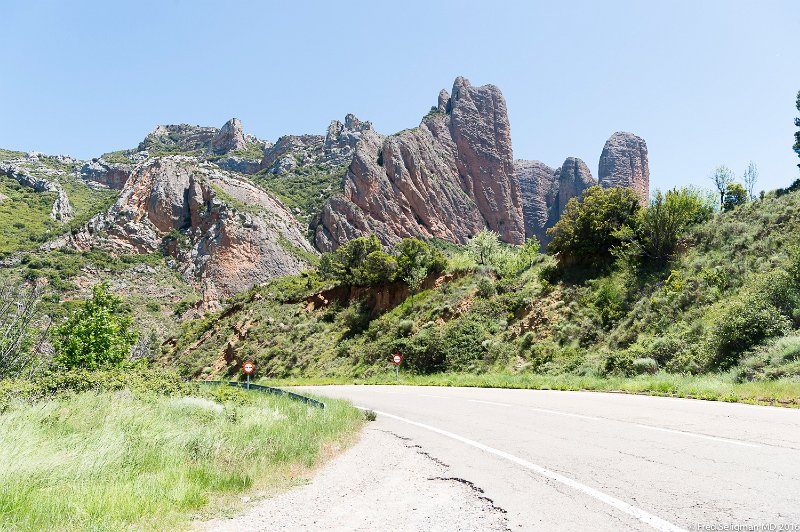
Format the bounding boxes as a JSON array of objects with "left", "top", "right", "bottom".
[{"left": 293, "top": 385, "right": 800, "bottom": 531}]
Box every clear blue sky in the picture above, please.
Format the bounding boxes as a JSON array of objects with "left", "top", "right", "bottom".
[{"left": 1, "top": 0, "right": 798, "bottom": 192}]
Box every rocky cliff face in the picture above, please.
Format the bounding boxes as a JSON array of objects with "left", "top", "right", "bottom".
[
  {"left": 315, "top": 77, "right": 525, "bottom": 251},
  {"left": 69, "top": 156, "right": 315, "bottom": 307},
  {"left": 211, "top": 118, "right": 246, "bottom": 154},
  {"left": 515, "top": 157, "right": 595, "bottom": 244},
  {"left": 0, "top": 158, "right": 75, "bottom": 222},
  {"left": 598, "top": 131, "right": 649, "bottom": 204}
]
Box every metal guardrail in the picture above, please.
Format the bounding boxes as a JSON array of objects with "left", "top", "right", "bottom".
[{"left": 200, "top": 381, "right": 325, "bottom": 409}]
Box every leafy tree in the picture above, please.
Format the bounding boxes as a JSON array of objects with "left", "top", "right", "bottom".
[
  {"left": 546, "top": 186, "right": 641, "bottom": 268},
  {"left": 361, "top": 251, "right": 398, "bottom": 285},
  {"left": 795, "top": 90, "right": 800, "bottom": 171},
  {"left": 743, "top": 161, "right": 758, "bottom": 199},
  {"left": 723, "top": 182, "right": 748, "bottom": 211},
  {"left": 319, "top": 236, "right": 382, "bottom": 285},
  {"left": 54, "top": 282, "right": 137, "bottom": 369},
  {"left": 636, "top": 187, "right": 715, "bottom": 263},
  {"left": 710, "top": 165, "right": 735, "bottom": 208},
  {"left": 468, "top": 229, "right": 501, "bottom": 266},
  {"left": 394, "top": 238, "right": 446, "bottom": 280},
  {"left": 403, "top": 265, "right": 428, "bottom": 311}
]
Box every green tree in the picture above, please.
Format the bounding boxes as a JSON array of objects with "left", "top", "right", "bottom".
[
  {"left": 468, "top": 229, "right": 501, "bottom": 266},
  {"left": 795, "top": 90, "right": 800, "bottom": 171},
  {"left": 403, "top": 265, "right": 428, "bottom": 311},
  {"left": 54, "top": 282, "right": 137, "bottom": 369},
  {"left": 723, "top": 182, "right": 748, "bottom": 211},
  {"left": 360, "top": 250, "right": 398, "bottom": 285},
  {"left": 394, "top": 238, "right": 446, "bottom": 280},
  {"left": 319, "top": 235, "right": 382, "bottom": 285},
  {"left": 546, "top": 186, "right": 641, "bottom": 268},
  {"left": 636, "top": 187, "right": 715, "bottom": 263},
  {"left": 710, "top": 165, "right": 735, "bottom": 208}
]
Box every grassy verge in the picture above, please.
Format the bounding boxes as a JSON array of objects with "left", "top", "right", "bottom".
[
  {"left": 0, "top": 383, "right": 361, "bottom": 531},
  {"left": 261, "top": 372, "right": 800, "bottom": 408}
]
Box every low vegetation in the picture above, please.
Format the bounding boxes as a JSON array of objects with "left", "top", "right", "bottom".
[{"left": 0, "top": 369, "right": 360, "bottom": 531}]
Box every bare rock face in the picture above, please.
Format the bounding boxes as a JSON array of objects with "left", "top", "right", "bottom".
[
  {"left": 515, "top": 157, "right": 595, "bottom": 245},
  {"left": 515, "top": 160, "right": 556, "bottom": 242},
  {"left": 79, "top": 159, "right": 132, "bottom": 189},
  {"left": 548, "top": 157, "right": 595, "bottom": 226},
  {"left": 71, "top": 156, "right": 315, "bottom": 307},
  {"left": 598, "top": 132, "right": 649, "bottom": 204},
  {"left": 316, "top": 77, "right": 525, "bottom": 251},
  {"left": 211, "top": 118, "right": 246, "bottom": 154}
]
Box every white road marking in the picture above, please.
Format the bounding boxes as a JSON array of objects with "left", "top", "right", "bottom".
[
  {"left": 361, "top": 407, "right": 685, "bottom": 532},
  {"left": 468, "top": 400, "right": 761, "bottom": 448},
  {"left": 633, "top": 424, "right": 761, "bottom": 448},
  {"left": 468, "top": 399, "right": 511, "bottom": 407}
]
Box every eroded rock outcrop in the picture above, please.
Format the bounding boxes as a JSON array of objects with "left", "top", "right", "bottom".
[
  {"left": 211, "top": 118, "right": 247, "bottom": 154},
  {"left": 0, "top": 160, "right": 74, "bottom": 222},
  {"left": 598, "top": 131, "right": 649, "bottom": 204},
  {"left": 515, "top": 157, "right": 595, "bottom": 244},
  {"left": 70, "top": 156, "right": 315, "bottom": 306},
  {"left": 316, "top": 77, "right": 525, "bottom": 251},
  {"left": 79, "top": 159, "right": 132, "bottom": 189}
]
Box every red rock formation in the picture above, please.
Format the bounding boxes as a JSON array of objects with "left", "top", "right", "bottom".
[
  {"left": 598, "top": 131, "right": 649, "bottom": 205},
  {"left": 316, "top": 77, "right": 525, "bottom": 251}
]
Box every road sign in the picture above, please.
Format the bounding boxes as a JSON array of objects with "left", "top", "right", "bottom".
[
  {"left": 392, "top": 354, "right": 403, "bottom": 365},
  {"left": 243, "top": 361, "right": 255, "bottom": 390}
]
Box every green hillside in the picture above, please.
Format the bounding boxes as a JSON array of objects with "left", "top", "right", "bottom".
[{"left": 165, "top": 184, "right": 800, "bottom": 403}]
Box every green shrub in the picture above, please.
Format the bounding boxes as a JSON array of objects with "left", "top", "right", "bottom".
[
  {"left": 398, "top": 320, "right": 415, "bottom": 336},
  {"left": 632, "top": 357, "right": 659, "bottom": 374},
  {"left": 54, "top": 282, "right": 138, "bottom": 369},
  {"left": 710, "top": 270, "right": 797, "bottom": 369},
  {"left": 476, "top": 276, "right": 496, "bottom": 298},
  {"left": 440, "top": 319, "right": 488, "bottom": 370}
]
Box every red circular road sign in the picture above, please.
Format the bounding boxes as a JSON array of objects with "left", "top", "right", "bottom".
[
  {"left": 392, "top": 354, "right": 403, "bottom": 365},
  {"left": 243, "top": 361, "right": 255, "bottom": 374}
]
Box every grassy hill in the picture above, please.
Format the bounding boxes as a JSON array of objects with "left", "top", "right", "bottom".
[{"left": 165, "top": 184, "right": 800, "bottom": 405}]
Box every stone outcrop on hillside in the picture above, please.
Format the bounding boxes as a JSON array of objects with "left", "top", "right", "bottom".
[
  {"left": 138, "top": 118, "right": 256, "bottom": 157},
  {"left": 79, "top": 159, "right": 132, "bottom": 189},
  {"left": 259, "top": 114, "right": 372, "bottom": 175},
  {"left": 211, "top": 118, "right": 246, "bottom": 154},
  {"left": 598, "top": 131, "right": 649, "bottom": 204},
  {"left": 515, "top": 157, "right": 595, "bottom": 244},
  {"left": 69, "top": 156, "right": 315, "bottom": 307},
  {"left": 315, "top": 77, "right": 525, "bottom": 251}
]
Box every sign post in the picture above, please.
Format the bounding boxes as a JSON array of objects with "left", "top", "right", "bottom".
[
  {"left": 391, "top": 354, "right": 403, "bottom": 382},
  {"left": 243, "top": 361, "right": 255, "bottom": 389}
]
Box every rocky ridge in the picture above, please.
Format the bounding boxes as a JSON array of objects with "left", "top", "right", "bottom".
[
  {"left": 66, "top": 156, "right": 315, "bottom": 308},
  {"left": 598, "top": 131, "right": 649, "bottom": 205},
  {"left": 315, "top": 77, "right": 525, "bottom": 251}
]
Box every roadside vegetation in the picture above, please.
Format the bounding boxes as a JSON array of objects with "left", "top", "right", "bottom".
[
  {"left": 0, "top": 369, "right": 360, "bottom": 531},
  {"left": 165, "top": 162, "right": 800, "bottom": 407}
]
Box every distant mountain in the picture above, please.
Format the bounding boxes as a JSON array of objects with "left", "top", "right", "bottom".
[{"left": 0, "top": 76, "right": 649, "bottom": 306}]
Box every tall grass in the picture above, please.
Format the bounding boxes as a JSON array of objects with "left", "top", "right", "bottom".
[{"left": 0, "top": 388, "right": 361, "bottom": 530}]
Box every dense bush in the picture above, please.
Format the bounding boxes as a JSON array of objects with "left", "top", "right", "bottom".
[
  {"left": 54, "top": 282, "right": 138, "bottom": 369},
  {"left": 709, "top": 270, "right": 798, "bottom": 369},
  {"left": 547, "top": 186, "right": 641, "bottom": 267}
]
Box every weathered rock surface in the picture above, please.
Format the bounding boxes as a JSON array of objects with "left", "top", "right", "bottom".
[
  {"left": 138, "top": 124, "right": 218, "bottom": 154},
  {"left": 79, "top": 159, "right": 132, "bottom": 189},
  {"left": 316, "top": 77, "right": 525, "bottom": 251},
  {"left": 211, "top": 118, "right": 247, "bottom": 155},
  {"left": 69, "top": 156, "right": 315, "bottom": 307},
  {"left": 515, "top": 157, "right": 595, "bottom": 244},
  {"left": 515, "top": 160, "right": 556, "bottom": 242},
  {"left": 549, "top": 157, "right": 595, "bottom": 226},
  {"left": 598, "top": 131, "right": 649, "bottom": 204},
  {"left": 51, "top": 188, "right": 74, "bottom": 222}
]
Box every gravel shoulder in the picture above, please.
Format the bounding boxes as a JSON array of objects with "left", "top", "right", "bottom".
[{"left": 200, "top": 419, "right": 509, "bottom": 531}]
